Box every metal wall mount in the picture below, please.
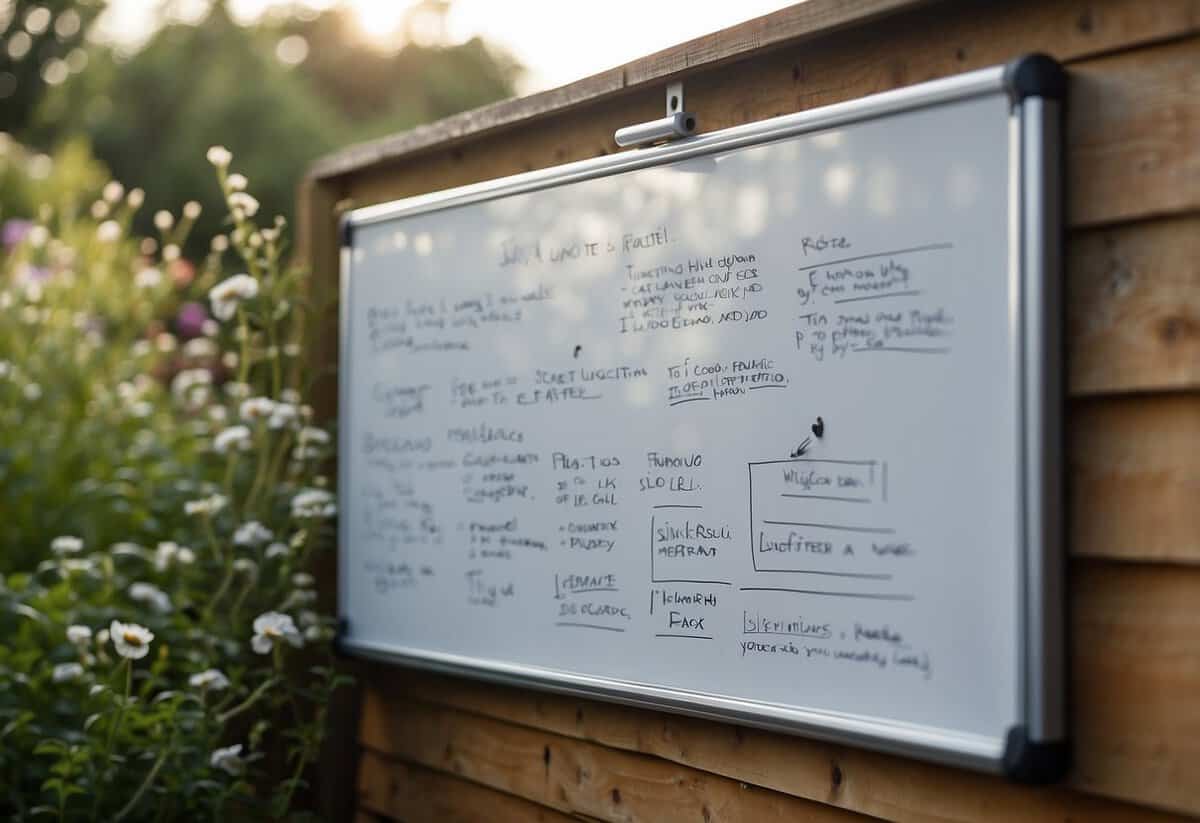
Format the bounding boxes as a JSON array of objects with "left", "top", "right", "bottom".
[{"left": 614, "top": 81, "right": 697, "bottom": 147}]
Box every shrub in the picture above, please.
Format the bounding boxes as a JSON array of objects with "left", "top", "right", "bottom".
[{"left": 0, "top": 137, "right": 344, "bottom": 820}]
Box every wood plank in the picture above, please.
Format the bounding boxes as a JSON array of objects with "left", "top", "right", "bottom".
[
  {"left": 358, "top": 750, "right": 576, "bottom": 823},
  {"left": 1069, "top": 216, "right": 1200, "bottom": 395},
  {"left": 359, "top": 693, "right": 876, "bottom": 823},
  {"left": 310, "top": 0, "right": 1200, "bottom": 181},
  {"left": 361, "top": 561, "right": 1200, "bottom": 818},
  {"left": 1071, "top": 393, "right": 1200, "bottom": 563},
  {"left": 1072, "top": 561, "right": 1200, "bottom": 811},
  {"left": 1067, "top": 36, "right": 1200, "bottom": 226}
]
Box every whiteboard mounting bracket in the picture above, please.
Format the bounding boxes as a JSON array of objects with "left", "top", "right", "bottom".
[{"left": 614, "top": 80, "right": 697, "bottom": 148}]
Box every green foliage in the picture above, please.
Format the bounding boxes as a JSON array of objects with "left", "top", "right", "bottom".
[
  {"left": 23, "top": 2, "right": 522, "bottom": 259},
  {"left": 0, "top": 138, "right": 347, "bottom": 820}
]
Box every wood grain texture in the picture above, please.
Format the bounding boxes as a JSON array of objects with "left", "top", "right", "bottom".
[
  {"left": 310, "top": 0, "right": 1200, "bottom": 181},
  {"left": 1069, "top": 216, "right": 1200, "bottom": 395},
  {"left": 1072, "top": 560, "right": 1200, "bottom": 812},
  {"left": 1071, "top": 394, "right": 1200, "bottom": 563},
  {"left": 359, "top": 692, "right": 876, "bottom": 823},
  {"left": 358, "top": 751, "right": 577, "bottom": 822},
  {"left": 1067, "top": 36, "right": 1200, "bottom": 226},
  {"left": 364, "top": 552, "right": 1200, "bottom": 823}
]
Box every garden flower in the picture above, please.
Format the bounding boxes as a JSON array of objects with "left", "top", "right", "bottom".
[
  {"left": 233, "top": 558, "right": 258, "bottom": 578},
  {"left": 109, "top": 620, "right": 154, "bottom": 660},
  {"left": 176, "top": 301, "right": 209, "bottom": 338},
  {"left": 183, "top": 337, "right": 216, "bottom": 358},
  {"left": 298, "top": 426, "right": 329, "bottom": 446},
  {"left": 224, "top": 381, "right": 250, "bottom": 399},
  {"left": 292, "top": 572, "right": 314, "bottom": 588},
  {"left": 96, "top": 220, "right": 121, "bottom": 243},
  {"left": 251, "top": 612, "right": 302, "bottom": 654},
  {"left": 129, "top": 582, "right": 172, "bottom": 613},
  {"left": 134, "top": 266, "right": 162, "bottom": 289},
  {"left": 233, "top": 521, "right": 273, "bottom": 547},
  {"left": 211, "top": 234, "right": 229, "bottom": 252},
  {"left": 91, "top": 200, "right": 109, "bottom": 219},
  {"left": 206, "top": 145, "right": 232, "bottom": 168},
  {"left": 268, "top": 402, "right": 298, "bottom": 429},
  {"left": 228, "top": 191, "right": 259, "bottom": 218},
  {"left": 183, "top": 200, "right": 202, "bottom": 219},
  {"left": 3, "top": 218, "right": 32, "bottom": 248},
  {"left": 213, "top": 425, "right": 251, "bottom": 454},
  {"left": 102, "top": 181, "right": 124, "bottom": 202},
  {"left": 239, "top": 396, "right": 275, "bottom": 423},
  {"left": 52, "top": 662, "right": 85, "bottom": 683},
  {"left": 67, "top": 625, "right": 92, "bottom": 646},
  {"left": 226, "top": 173, "right": 247, "bottom": 191},
  {"left": 291, "top": 489, "right": 336, "bottom": 519},
  {"left": 188, "top": 668, "right": 230, "bottom": 692},
  {"left": 126, "top": 187, "right": 145, "bottom": 208},
  {"left": 163, "top": 243, "right": 181, "bottom": 262},
  {"left": 208, "top": 273, "right": 258, "bottom": 321},
  {"left": 210, "top": 743, "right": 244, "bottom": 775},
  {"left": 265, "top": 542, "right": 289, "bottom": 559},
  {"left": 154, "top": 210, "right": 174, "bottom": 231},
  {"left": 50, "top": 535, "right": 83, "bottom": 555},
  {"left": 184, "top": 493, "right": 228, "bottom": 517}
]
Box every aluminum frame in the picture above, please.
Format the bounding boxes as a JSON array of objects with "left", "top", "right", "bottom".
[{"left": 336, "top": 61, "right": 1065, "bottom": 777}]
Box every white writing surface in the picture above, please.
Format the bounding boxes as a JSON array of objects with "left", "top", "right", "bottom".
[{"left": 340, "top": 91, "right": 1022, "bottom": 762}]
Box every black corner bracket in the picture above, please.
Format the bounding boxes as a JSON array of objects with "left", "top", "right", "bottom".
[
  {"left": 1003, "top": 726, "right": 1070, "bottom": 784},
  {"left": 1003, "top": 53, "right": 1067, "bottom": 103},
  {"left": 332, "top": 616, "right": 351, "bottom": 659},
  {"left": 338, "top": 215, "right": 355, "bottom": 250}
]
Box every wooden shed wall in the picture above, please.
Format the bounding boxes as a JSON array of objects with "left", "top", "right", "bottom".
[{"left": 301, "top": 0, "right": 1200, "bottom": 819}]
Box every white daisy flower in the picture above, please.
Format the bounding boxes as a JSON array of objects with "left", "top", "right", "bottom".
[
  {"left": 126, "top": 188, "right": 145, "bottom": 208},
  {"left": 233, "top": 521, "right": 273, "bottom": 547},
  {"left": 110, "top": 620, "right": 154, "bottom": 660},
  {"left": 50, "top": 536, "right": 83, "bottom": 555},
  {"left": 206, "top": 145, "right": 232, "bottom": 168},
  {"left": 250, "top": 612, "right": 302, "bottom": 654},
  {"left": 291, "top": 489, "right": 336, "bottom": 519},
  {"left": 265, "top": 542, "right": 289, "bottom": 559},
  {"left": 239, "top": 396, "right": 275, "bottom": 423},
  {"left": 153, "top": 210, "right": 174, "bottom": 231},
  {"left": 188, "top": 668, "right": 230, "bottom": 692},
  {"left": 52, "top": 662, "right": 85, "bottom": 683},
  {"left": 184, "top": 493, "right": 228, "bottom": 517},
  {"left": 233, "top": 558, "right": 258, "bottom": 578},
  {"left": 183, "top": 338, "right": 217, "bottom": 358},
  {"left": 154, "top": 541, "right": 195, "bottom": 570},
  {"left": 213, "top": 425, "right": 251, "bottom": 454},
  {"left": 292, "top": 572, "right": 314, "bottom": 588},
  {"left": 66, "top": 625, "right": 92, "bottom": 646},
  {"left": 210, "top": 743, "right": 244, "bottom": 775},
  {"left": 267, "top": 402, "right": 297, "bottom": 430},
  {"left": 223, "top": 381, "right": 250, "bottom": 399},
  {"left": 208, "top": 274, "right": 258, "bottom": 322},
  {"left": 226, "top": 173, "right": 248, "bottom": 191},
  {"left": 183, "top": 201, "right": 202, "bottom": 220},
  {"left": 129, "top": 582, "right": 172, "bottom": 613}
]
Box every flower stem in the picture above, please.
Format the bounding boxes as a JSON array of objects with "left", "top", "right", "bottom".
[
  {"left": 114, "top": 729, "right": 175, "bottom": 820},
  {"left": 217, "top": 675, "right": 280, "bottom": 726},
  {"left": 92, "top": 658, "right": 132, "bottom": 817}
]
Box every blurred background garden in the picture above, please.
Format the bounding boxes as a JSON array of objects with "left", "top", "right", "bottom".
[{"left": 0, "top": 0, "right": 787, "bottom": 816}]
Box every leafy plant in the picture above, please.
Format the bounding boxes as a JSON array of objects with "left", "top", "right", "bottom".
[{"left": 0, "top": 137, "right": 347, "bottom": 820}]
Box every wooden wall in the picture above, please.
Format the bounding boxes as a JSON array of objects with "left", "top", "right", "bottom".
[{"left": 301, "top": 0, "right": 1200, "bottom": 819}]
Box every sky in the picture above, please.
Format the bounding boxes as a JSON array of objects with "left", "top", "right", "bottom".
[{"left": 95, "top": 0, "right": 798, "bottom": 94}]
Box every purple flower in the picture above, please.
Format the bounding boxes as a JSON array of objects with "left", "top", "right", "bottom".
[
  {"left": 176, "top": 301, "right": 209, "bottom": 339},
  {"left": 2, "top": 219, "right": 32, "bottom": 249}
]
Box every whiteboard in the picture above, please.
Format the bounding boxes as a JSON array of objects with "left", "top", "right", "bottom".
[{"left": 337, "top": 57, "right": 1067, "bottom": 779}]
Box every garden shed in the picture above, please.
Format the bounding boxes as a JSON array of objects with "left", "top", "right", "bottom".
[{"left": 301, "top": 0, "right": 1200, "bottom": 819}]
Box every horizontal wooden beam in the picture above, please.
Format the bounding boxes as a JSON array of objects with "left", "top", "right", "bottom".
[
  {"left": 358, "top": 559, "right": 1200, "bottom": 818},
  {"left": 1071, "top": 393, "right": 1200, "bottom": 563},
  {"left": 312, "top": 0, "right": 1200, "bottom": 184},
  {"left": 1069, "top": 215, "right": 1200, "bottom": 395},
  {"left": 359, "top": 693, "right": 875, "bottom": 823},
  {"left": 358, "top": 752, "right": 577, "bottom": 822}
]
